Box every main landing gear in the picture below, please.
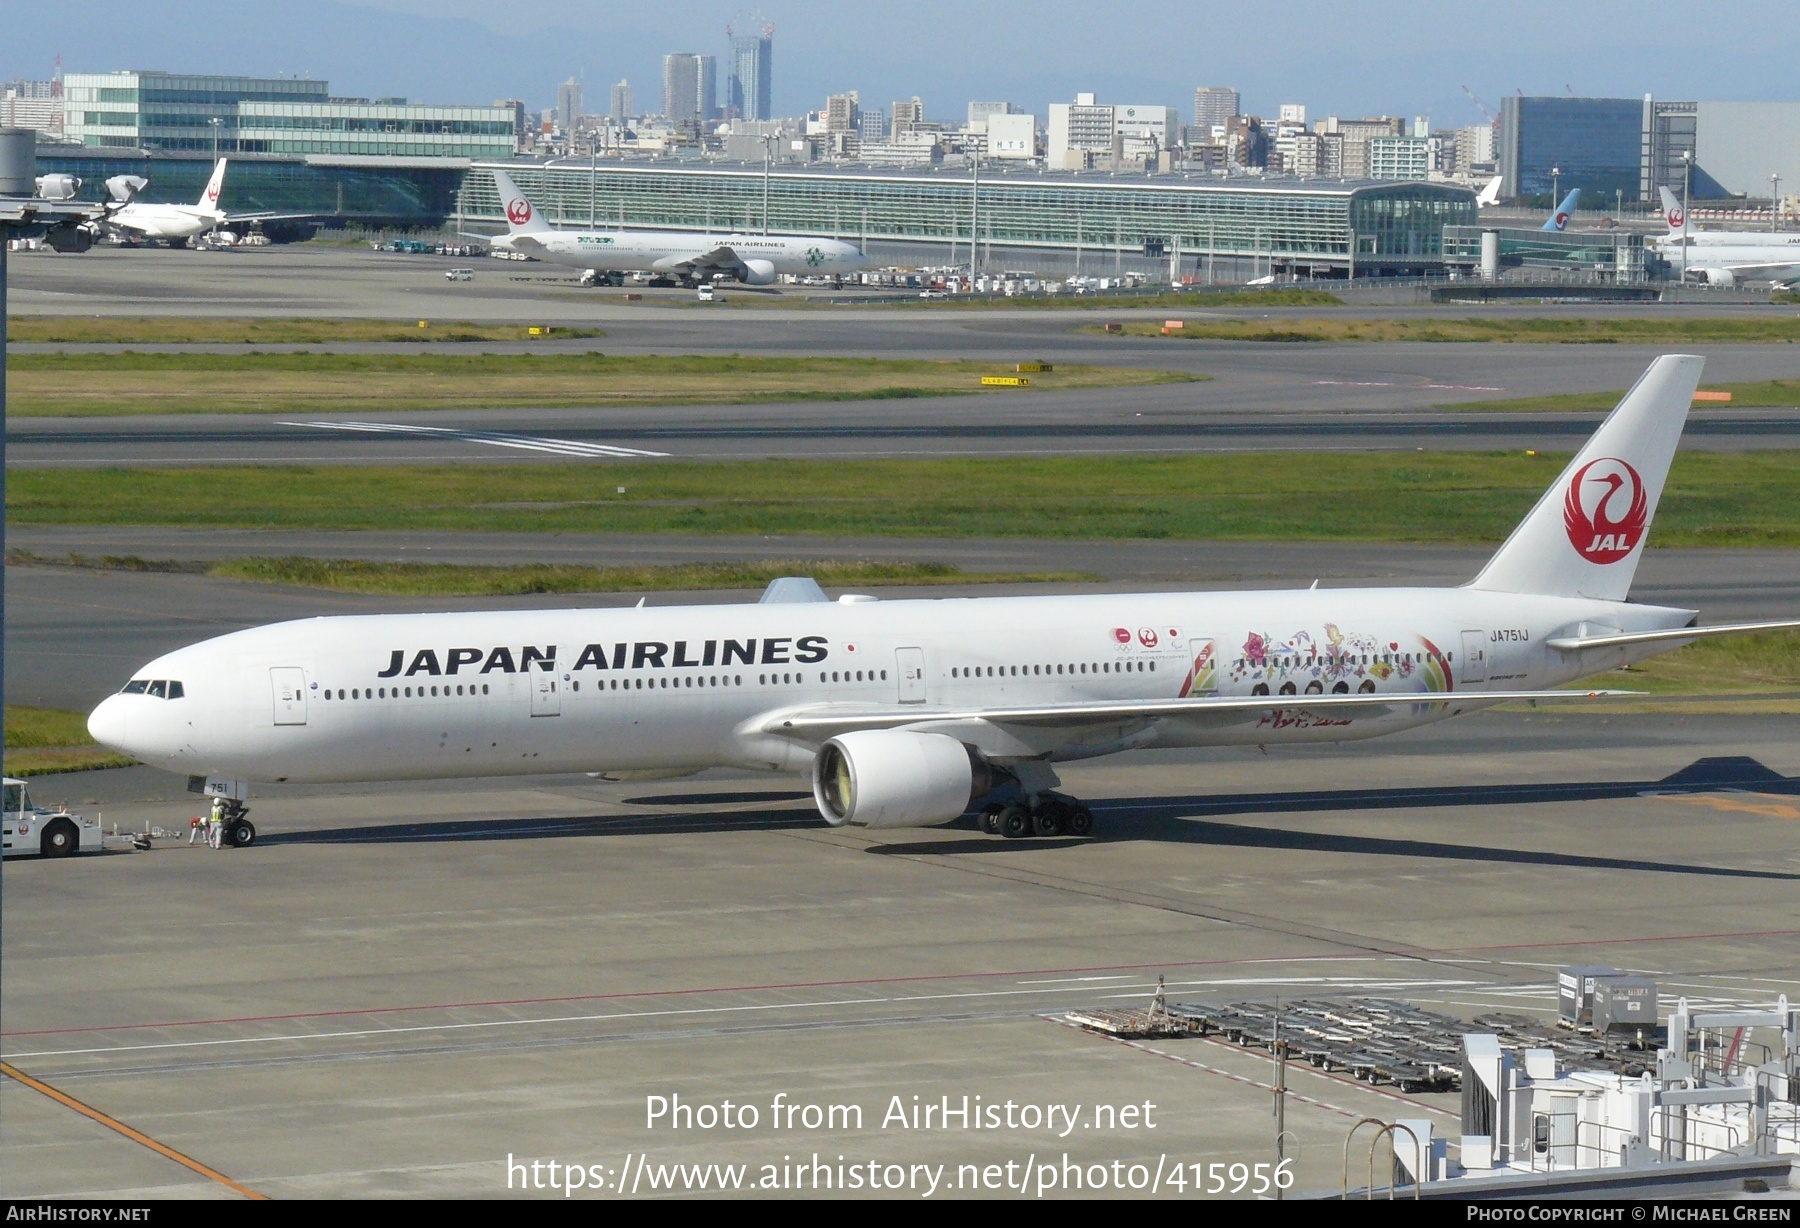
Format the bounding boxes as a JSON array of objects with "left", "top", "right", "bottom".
[{"left": 980, "top": 793, "right": 1094, "bottom": 840}]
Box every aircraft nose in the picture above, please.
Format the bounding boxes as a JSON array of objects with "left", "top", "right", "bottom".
[{"left": 87, "top": 696, "right": 129, "bottom": 752}]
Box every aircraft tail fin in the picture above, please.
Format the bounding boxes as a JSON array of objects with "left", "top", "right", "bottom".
[
  {"left": 1475, "top": 175, "right": 1503, "bottom": 207},
  {"left": 198, "top": 158, "right": 227, "bottom": 211},
  {"left": 1659, "top": 186, "right": 1688, "bottom": 235},
  {"left": 1467, "top": 354, "right": 1704, "bottom": 601},
  {"left": 490, "top": 168, "right": 551, "bottom": 235},
  {"left": 1541, "top": 188, "right": 1580, "bottom": 231}
]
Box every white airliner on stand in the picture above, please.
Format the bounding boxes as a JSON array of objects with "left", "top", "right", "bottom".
[
  {"left": 1655, "top": 187, "right": 1800, "bottom": 286},
  {"left": 88, "top": 356, "right": 1799, "bottom": 847},
  {"left": 98, "top": 158, "right": 309, "bottom": 248},
  {"left": 484, "top": 168, "right": 867, "bottom": 286}
]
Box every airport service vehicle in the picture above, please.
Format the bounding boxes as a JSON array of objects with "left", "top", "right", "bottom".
[
  {"left": 2, "top": 778, "right": 101, "bottom": 859},
  {"left": 445, "top": 268, "right": 474, "bottom": 282},
  {"left": 696, "top": 283, "right": 717, "bottom": 302},
  {"left": 484, "top": 168, "right": 867, "bottom": 287},
  {"left": 1654, "top": 188, "right": 1800, "bottom": 286},
  {"left": 86, "top": 356, "right": 1800, "bottom": 840}
]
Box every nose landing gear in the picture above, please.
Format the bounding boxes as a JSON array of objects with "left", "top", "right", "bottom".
[
  {"left": 218, "top": 801, "right": 256, "bottom": 848},
  {"left": 980, "top": 793, "right": 1095, "bottom": 839}
]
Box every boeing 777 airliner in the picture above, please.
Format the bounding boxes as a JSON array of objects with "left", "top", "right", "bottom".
[{"left": 87, "top": 355, "right": 1799, "bottom": 847}]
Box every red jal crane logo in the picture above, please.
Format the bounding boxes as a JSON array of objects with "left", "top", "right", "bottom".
[
  {"left": 1563, "top": 457, "right": 1648, "bottom": 564},
  {"left": 506, "top": 198, "right": 533, "bottom": 225}
]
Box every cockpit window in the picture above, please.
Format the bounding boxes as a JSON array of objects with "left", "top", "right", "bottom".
[
  {"left": 168, "top": 681, "right": 185, "bottom": 699},
  {"left": 148, "top": 680, "right": 168, "bottom": 698},
  {"left": 122, "top": 680, "right": 149, "bottom": 694}
]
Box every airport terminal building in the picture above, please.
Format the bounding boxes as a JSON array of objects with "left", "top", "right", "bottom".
[{"left": 462, "top": 161, "right": 1479, "bottom": 279}]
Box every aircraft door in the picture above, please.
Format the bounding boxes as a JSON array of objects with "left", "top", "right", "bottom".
[
  {"left": 271, "top": 667, "right": 308, "bottom": 725},
  {"left": 530, "top": 665, "right": 561, "bottom": 717},
  {"left": 896, "top": 647, "right": 927, "bottom": 704},
  {"left": 1460, "top": 631, "right": 1487, "bottom": 683}
]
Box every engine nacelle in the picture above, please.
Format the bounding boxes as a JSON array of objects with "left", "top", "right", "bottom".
[
  {"left": 1700, "top": 267, "right": 1736, "bottom": 288},
  {"left": 34, "top": 174, "right": 81, "bottom": 201},
  {"left": 740, "top": 259, "right": 777, "bottom": 286},
  {"left": 812, "top": 730, "right": 987, "bottom": 829}
]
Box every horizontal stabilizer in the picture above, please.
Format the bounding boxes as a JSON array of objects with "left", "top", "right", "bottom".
[{"left": 1545, "top": 618, "right": 1800, "bottom": 652}]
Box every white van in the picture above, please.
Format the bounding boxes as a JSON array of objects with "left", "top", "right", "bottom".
[
  {"left": 445, "top": 268, "right": 474, "bottom": 282},
  {"left": 696, "top": 283, "right": 717, "bottom": 302}
]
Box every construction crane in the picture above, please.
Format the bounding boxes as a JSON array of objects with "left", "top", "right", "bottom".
[{"left": 1461, "top": 85, "right": 1495, "bottom": 125}]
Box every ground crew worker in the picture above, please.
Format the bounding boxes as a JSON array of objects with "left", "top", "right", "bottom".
[
  {"left": 209, "top": 796, "right": 227, "bottom": 849},
  {"left": 189, "top": 815, "right": 206, "bottom": 845}
]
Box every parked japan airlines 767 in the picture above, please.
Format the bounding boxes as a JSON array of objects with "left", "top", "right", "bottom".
[
  {"left": 482, "top": 168, "right": 867, "bottom": 287},
  {"left": 87, "top": 356, "right": 1800, "bottom": 846}
]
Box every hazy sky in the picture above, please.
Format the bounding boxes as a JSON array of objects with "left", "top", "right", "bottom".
[{"left": 9, "top": 1, "right": 1797, "bottom": 128}]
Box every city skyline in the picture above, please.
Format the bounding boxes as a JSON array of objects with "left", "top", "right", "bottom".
[{"left": 8, "top": 0, "right": 1797, "bottom": 130}]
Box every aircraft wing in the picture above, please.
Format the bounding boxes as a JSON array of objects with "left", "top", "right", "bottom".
[
  {"left": 757, "top": 687, "right": 1636, "bottom": 742},
  {"left": 222, "top": 211, "right": 318, "bottom": 225},
  {"left": 679, "top": 245, "right": 749, "bottom": 276},
  {"left": 1712, "top": 261, "right": 1800, "bottom": 285}
]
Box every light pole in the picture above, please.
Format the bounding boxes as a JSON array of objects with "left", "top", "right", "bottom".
[
  {"left": 209, "top": 116, "right": 221, "bottom": 161},
  {"left": 762, "top": 133, "right": 775, "bottom": 235},
  {"left": 970, "top": 148, "right": 982, "bottom": 285},
  {"left": 1550, "top": 164, "right": 1560, "bottom": 209},
  {"left": 1681, "top": 150, "right": 1692, "bottom": 282},
  {"left": 1773, "top": 173, "right": 1782, "bottom": 232}
]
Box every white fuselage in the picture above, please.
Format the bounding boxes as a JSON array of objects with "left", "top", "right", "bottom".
[
  {"left": 505, "top": 228, "right": 866, "bottom": 277},
  {"left": 87, "top": 586, "right": 1694, "bottom": 787},
  {"left": 109, "top": 202, "right": 225, "bottom": 242},
  {"left": 1652, "top": 232, "right": 1800, "bottom": 283}
]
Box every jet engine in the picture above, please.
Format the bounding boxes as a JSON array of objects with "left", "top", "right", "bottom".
[
  {"left": 739, "top": 259, "right": 777, "bottom": 286},
  {"left": 812, "top": 730, "right": 990, "bottom": 828},
  {"left": 1700, "top": 267, "right": 1736, "bottom": 288},
  {"left": 34, "top": 174, "right": 80, "bottom": 201}
]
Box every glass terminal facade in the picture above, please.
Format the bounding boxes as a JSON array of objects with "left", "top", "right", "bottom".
[
  {"left": 61, "top": 72, "right": 514, "bottom": 159},
  {"left": 1499, "top": 96, "right": 1643, "bottom": 204},
  {"left": 466, "top": 162, "right": 1477, "bottom": 276}
]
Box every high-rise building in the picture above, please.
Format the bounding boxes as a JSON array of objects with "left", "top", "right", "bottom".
[
  {"left": 557, "top": 78, "right": 582, "bottom": 131},
  {"left": 1278, "top": 103, "right": 1307, "bottom": 125},
  {"left": 1498, "top": 95, "right": 1641, "bottom": 200},
  {"left": 662, "top": 54, "right": 714, "bottom": 125},
  {"left": 891, "top": 97, "right": 925, "bottom": 135},
  {"left": 1193, "top": 86, "right": 1239, "bottom": 130},
  {"left": 857, "top": 108, "right": 888, "bottom": 144},
  {"left": 728, "top": 24, "right": 773, "bottom": 122},
  {"left": 610, "top": 79, "right": 633, "bottom": 124},
  {"left": 966, "top": 101, "right": 1020, "bottom": 132},
  {"left": 826, "top": 91, "right": 859, "bottom": 133}
]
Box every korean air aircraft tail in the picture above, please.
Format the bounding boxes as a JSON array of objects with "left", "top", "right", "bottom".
[
  {"left": 490, "top": 168, "right": 553, "bottom": 236},
  {"left": 197, "top": 158, "right": 227, "bottom": 211},
  {"left": 1541, "top": 188, "right": 1580, "bottom": 231},
  {"left": 1659, "top": 186, "right": 1689, "bottom": 236},
  {"left": 1469, "top": 354, "right": 1704, "bottom": 602}
]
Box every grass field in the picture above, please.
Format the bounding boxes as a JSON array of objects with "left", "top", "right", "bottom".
[
  {"left": 1098, "top": 316, "right": 1800, "bottom": 344},
  {"left": 3, "top": 706, "right": 134, "bottom": 776},
  {"left": 4, "top": 352, "right": 1199, "bottom": 416},
  {"left": 1439, "top": 378, "right": 1800, "bottom": 413},
  {"left": 13, "top": 451, "right": 1800, "bottom": 547},
  {"left": 5, "top": 551, "right": 1089, "bottom": 596},
  {"left": 6, "top": 317, "right": 605, "bottom": 344}
]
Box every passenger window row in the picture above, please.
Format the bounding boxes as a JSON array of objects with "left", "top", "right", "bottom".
[
  {"left": 121, "top": 679, "right": 185, "bottom": 699},
  {"left": 949, "top": 661, "right": 1155, "bottom": 679},
  {"left": 809, "top": 669, "right": 888, "bottom": 684}
]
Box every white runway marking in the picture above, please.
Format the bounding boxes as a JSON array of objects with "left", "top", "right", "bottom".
[{"left": 278, "top": 420, "right": 670, "bottom": 458}]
